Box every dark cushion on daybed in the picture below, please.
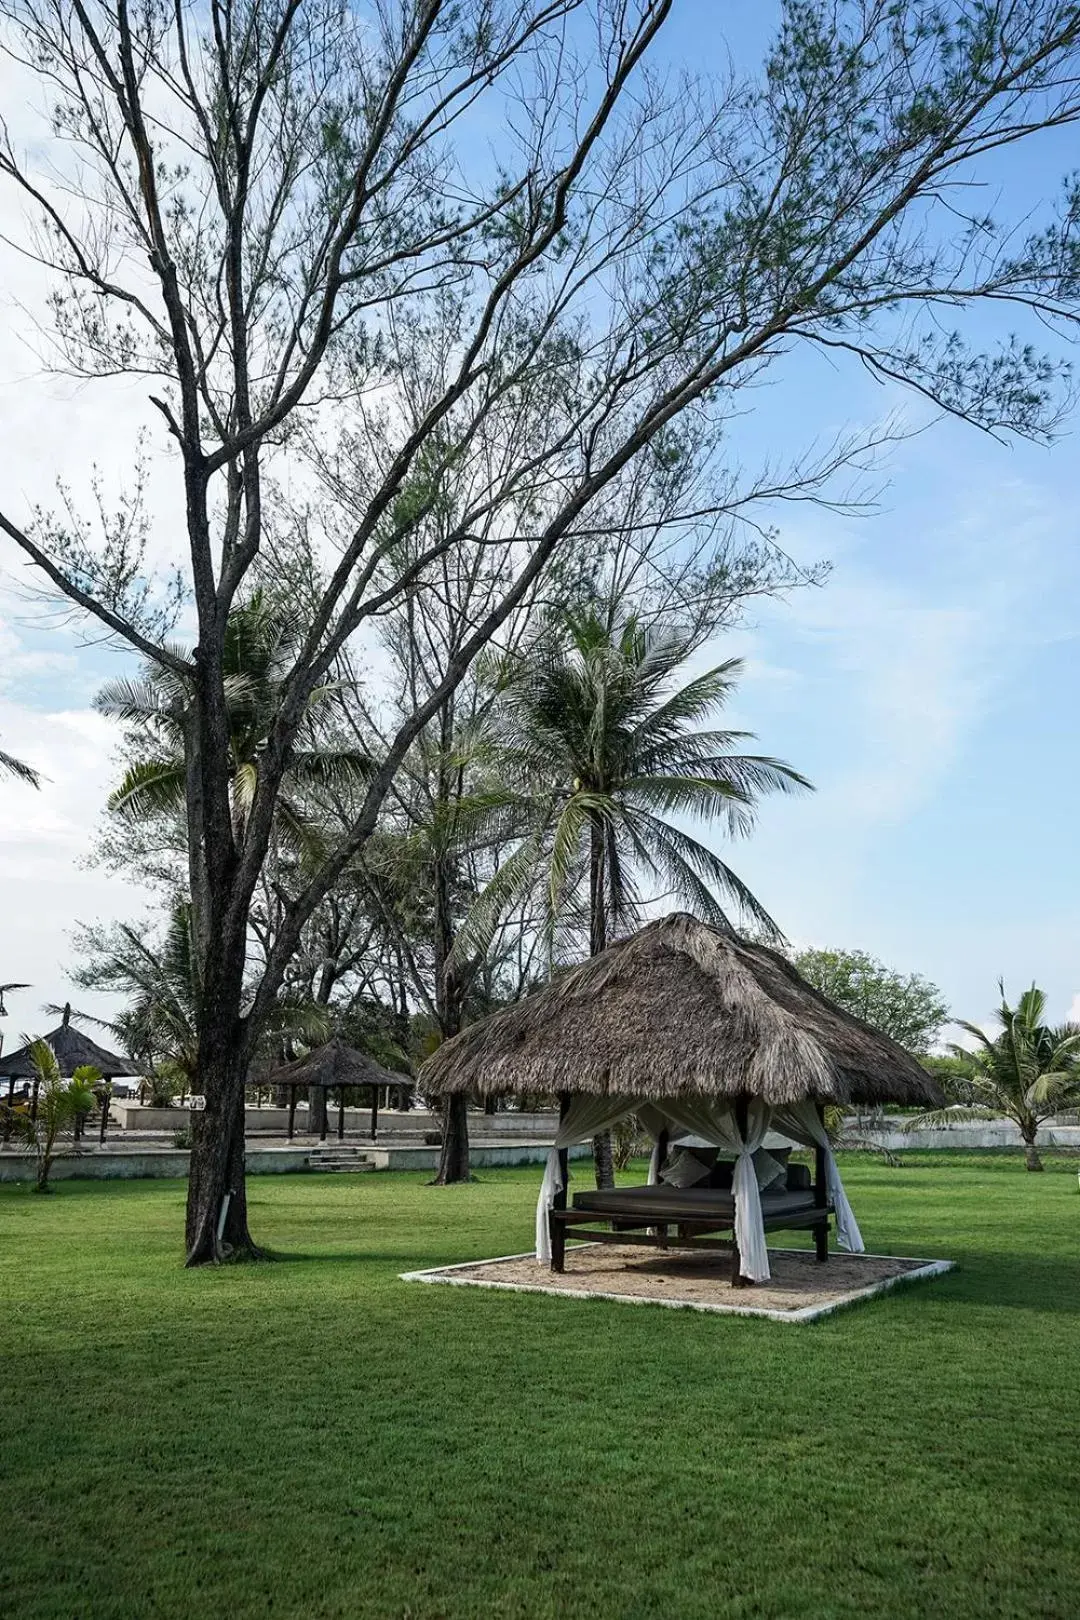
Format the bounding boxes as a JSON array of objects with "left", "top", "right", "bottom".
[{"left": 568, "top": 1183, "right": 823, "bottom": 1224}]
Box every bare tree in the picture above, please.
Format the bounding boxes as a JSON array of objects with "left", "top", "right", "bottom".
[{"left": 2, "top": 0, "right": 1079, "bottom": 1260}]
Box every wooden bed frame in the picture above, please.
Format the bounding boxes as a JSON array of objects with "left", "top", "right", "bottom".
[{"left": 548, "top": 1105, "right": 832, "bottom": 1286}]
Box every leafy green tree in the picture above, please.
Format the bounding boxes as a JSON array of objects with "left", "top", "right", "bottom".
[
  {"left": 475, "top": 609, "right": 809, "bottom": 954},
  {"left": 12, "top": 1041, "right": 78, "bottom": 1193},
  {"left": 466, "top": 607, "right": 808, "bottom": 1185},
  {"left": 96, "top": 591, "right": 369, "bottom": 878},
  {"left": 791, "top": 948, "right": 948, "bottom": 1054},
  {"left": 67, "top": 1065, "right": 101, "bottom": 1141},
  {"left": 920, "top": 1051, "right": 980, "bottom": 1104},
  {"left": 73, "top": 901, "right": 328, "bottom": 1096},
  {"left": 909, "top": 986, "right": 1080, "bottom": 1170}
]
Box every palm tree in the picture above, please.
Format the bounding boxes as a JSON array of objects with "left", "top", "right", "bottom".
[
  {"left": 72, "top": 900, "right": 328, "bottom": 1096},
  {"left": 95, "top": 589, "right": 370, "bottom": 857},
  {"left": 15, "top": 1040, "right": 77, "bottom": 1193},
  {"left": 463, "top": 607, "right": 810, "bottom": 1183},
  {"left": 908, "top": 985, "right": 1080, "bottom": 1171},
  {"left": 471, "top": 609, "right": 810, "bottom": 949},
  {"left": 0, "top": 744, "right": 41, "bottom": 787}
]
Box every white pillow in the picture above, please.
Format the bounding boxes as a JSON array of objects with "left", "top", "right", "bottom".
[
  {"left": 660, "top": 1147, "right": 715, "bottom": 1188},
  {"left": 752, "top": 1147, "right": 787, "bottom": 1191}
]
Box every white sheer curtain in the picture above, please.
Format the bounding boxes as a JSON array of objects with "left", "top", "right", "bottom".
[
  {"left": 648, "top": 1096, "right": 772, "bottom": 1281},
  {"left": 635, "top": 1104, "right": 670, "bottom": 1186},
  {"left": 534, "top": 1095, "right": 639, "bottom": 1263},
  {"left": 771, "top": 1100, "right": 864, "bottom": 1253}
]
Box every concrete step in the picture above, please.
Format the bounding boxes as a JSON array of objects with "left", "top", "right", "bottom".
[{"left": 307, "top": 1148, "right": 375, "bottom": 1173}]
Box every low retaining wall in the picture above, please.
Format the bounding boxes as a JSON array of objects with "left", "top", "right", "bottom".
[
  {"left": 0, "top": 1147, "right": 321, "bottom": 1183},
  {"left": 0, "top": 1139, "right": 588, "bottom": 1183},
  {"left": 106, "top": 1104, "right": 562, "bottom": 1139},
  {"left": 853, "top": 1121, "right": 1080, "bottom": 1151}
]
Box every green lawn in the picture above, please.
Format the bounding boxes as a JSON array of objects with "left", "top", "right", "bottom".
[{"left": 1, "top": 1152, "right": 1078, "bottom": 1619}]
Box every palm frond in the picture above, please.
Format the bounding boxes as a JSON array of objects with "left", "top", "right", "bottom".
[
  {"left": 0, "top": 746, "right": 42, "bottom": 787},
  {"left": 108, "top": 759, "right": 186, "bottom": 819}
]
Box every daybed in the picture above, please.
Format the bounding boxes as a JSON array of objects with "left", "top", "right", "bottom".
[{"left": 550, "top": 1150, "right": 831, "bottom": 1281}]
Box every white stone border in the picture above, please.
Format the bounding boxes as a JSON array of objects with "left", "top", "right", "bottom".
[{"left": 400, "top": 1247, "right": 955, "bottom": 1324}]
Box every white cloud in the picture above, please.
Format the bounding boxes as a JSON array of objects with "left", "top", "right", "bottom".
[{"left": 0, "top": 660, "right": 144, "bottom": 1026}]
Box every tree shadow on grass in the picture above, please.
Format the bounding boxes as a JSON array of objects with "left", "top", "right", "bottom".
[{"left": 923, "top": 1251, "right": 1080, "bottom": 1315}]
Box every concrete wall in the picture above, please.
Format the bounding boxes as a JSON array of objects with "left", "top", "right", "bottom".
[
  {"left": 107, "top": 1103, "right": 562, "bottom": 1138},
  {"left": 0, "top": 1147, "right": 325, "bottom": 1182},
  {"left": 852, "top": 1120, "right": 1080, "bottom": 1152},
  {"left": 0, "top": 1138, "right": 587, "bottom": 1183}
]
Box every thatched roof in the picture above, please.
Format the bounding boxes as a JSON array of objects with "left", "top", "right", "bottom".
[
  {"left": 269, "top": 1038, "right": 411, "bottom": 1092},
  {"left": 420, "top": 914, "right": 942, "bottom": 1109},
  {"left": 0, "top": 1005, "right": 139, "bottom": 1080}
]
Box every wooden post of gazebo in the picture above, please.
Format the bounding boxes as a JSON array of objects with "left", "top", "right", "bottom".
[
  {"left": 287, "top": 1090, "right": 298, "bottom": 1141},
  {"left": 337, "top": 1089, "right": 346, "bottom": 1140},
  {"left": 370, "top": 1086, "right": 379, "bottom": 1142}
]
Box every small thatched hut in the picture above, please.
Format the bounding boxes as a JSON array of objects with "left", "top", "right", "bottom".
[
  {"left": 1, "top": 1004, "right": 138, "bottom": 1090},
  {"left": 269, "top": 1038, "right": 411, "bottom": 1141},
  {"left": 420, "top": 914, "right": 942, "bottom": 1283}
]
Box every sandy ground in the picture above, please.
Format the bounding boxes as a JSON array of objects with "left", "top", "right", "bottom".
[{"left": 421, "top": 1245, "right": 944, "bottom": 1316}]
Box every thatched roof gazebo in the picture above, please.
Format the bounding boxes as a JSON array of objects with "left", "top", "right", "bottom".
[
  {"left": 1, "top": 1004, "right": 139, "bottom": 1136},
  {"left": 270, "top": 1038, "right": 412, "bottom": 1141},
  {"left": 421, "top": 914, "right": 942, "bottom": 1284},
  {"left": 1, "top": 1003, "right": 138, "bottom": 1097}
]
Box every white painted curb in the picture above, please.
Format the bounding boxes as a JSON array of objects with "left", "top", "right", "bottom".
[{"left": 400, "top": 1247, "right": 955, "bottom": 1324}]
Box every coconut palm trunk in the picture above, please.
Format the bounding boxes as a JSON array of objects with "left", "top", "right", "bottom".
[
  {"left": 1021, "top": 1126, "right": 1044, "bottom": 1172},
  {"left": 589, "top": 813, "right": 616, "bottom": 1189}
]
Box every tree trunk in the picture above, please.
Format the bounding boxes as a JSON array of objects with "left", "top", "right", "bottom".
[
  {"left": 588, "top": 815, "right": 613, "bottom": 1188},
  {"left": 431, "top": 824, "right": 470, "bottom": 1183},
  {"left": 308, "top": 1085, "right": 328, "bottom": 1138},
  {"left": 592, "top": 1129, "right": 615, "bottom": 1190},
  {"left": 1022, "top": 1133, "right": 1044, "bottom": 1171},
  {"left": 434, "top": 1092, "right": 470, "bottom": 1184},
  {"left": 185, "top": 1041, "right": 260, "bottom": 1265}
]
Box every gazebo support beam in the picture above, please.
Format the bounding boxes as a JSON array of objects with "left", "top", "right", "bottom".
[
  {"left": 337, "top": 1090, "right": 345, "bottom": 1141},
  {"left": 287, "top": 1090, "right": 297, "bottom": 1141}
]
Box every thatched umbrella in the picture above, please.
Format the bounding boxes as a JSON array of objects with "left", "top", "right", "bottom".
[
  {"left": 269, "top": 1038, "right": 412, "bottom": 1141},
  {"left": 0, "top": 1004, "right": 139, "bottom": 1083},
  {"left": 0, "top": 1004, "right": 139, "bottom": 1132},
  {"left": 420, "top": 913, "right": 942, "bottom": 1108}
]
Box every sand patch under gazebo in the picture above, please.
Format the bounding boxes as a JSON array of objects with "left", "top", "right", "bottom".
[{"left": 402, "top": 1245, "right": 954, "bottom": 1323}]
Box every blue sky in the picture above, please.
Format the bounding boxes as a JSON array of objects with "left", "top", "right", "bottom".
[{"left": 0, "top": 4, "right": 1078, "bottom": 1044}]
